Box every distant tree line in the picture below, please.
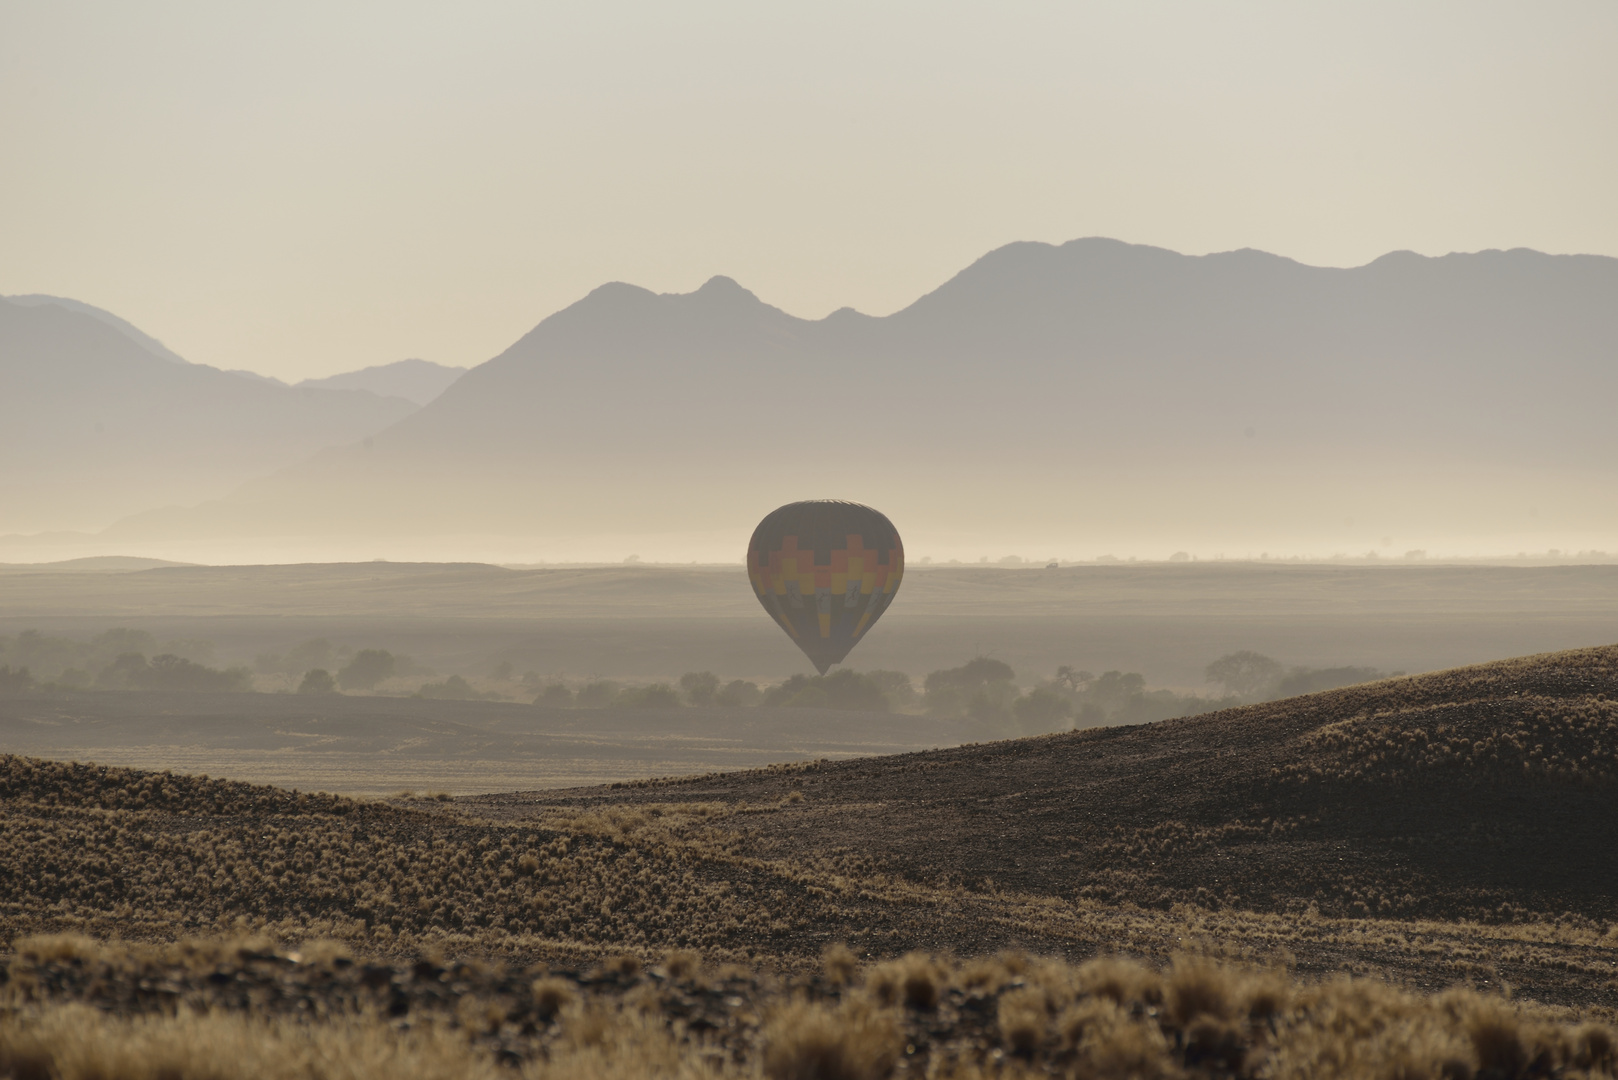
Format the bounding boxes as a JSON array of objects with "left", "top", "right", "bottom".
[
  {"left": 0, "top": 627, "right": 1400, "bottom": 718},
  {"left": 1203, "top": 650, "right": 1401, "bottom": 702}
]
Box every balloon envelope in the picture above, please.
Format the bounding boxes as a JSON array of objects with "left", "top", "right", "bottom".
[{"left": 746, "top": 500, "right": 904, "bottom": 674}]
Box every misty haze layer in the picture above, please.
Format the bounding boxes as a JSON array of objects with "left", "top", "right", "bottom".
[
  {"left": 9, "top": 239, "right": 1618, "bottom": 558},
  {"left": 0, "top": 299, "right": 420, "bottom": 533},
  {"left": 294, "top": 359, "right": 467, "bottom": 407}
]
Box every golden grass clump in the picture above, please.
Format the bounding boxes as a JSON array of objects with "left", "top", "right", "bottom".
[
  {"left": 762, "top": 998, "right": 900, "bottom": 1080},
  {"left": 821, "top": 942, "right": 858, "bottom": 986},
  {"left": 1075, "top": 955, "right": 1164, "bottom": 1009},
  {"left": 662, "top": 948, "right": 702, "bottom": 980},
  {"left": 2, "top": 938, "right": 1617, "bottom": 1080},
  {"left": 0, "top": 1005, "right": 506, "bottom": 1080},
  {"left": 1059, "top": 997, "right": 1177, "bottom": 1079},
  {"left": 864, "top": 952, "right": 946, "bottom": 1009},
  {"left": 530, "top": 976, "right": 576, "bottom": 1021},
  {"left": 996, "top": 985, "right": 1049, "bottom": 1058}
]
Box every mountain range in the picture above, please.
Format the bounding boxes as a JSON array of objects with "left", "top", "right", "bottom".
[
  {"left": 0, "top": 297, "right": 463, "bottom": 535},
  {"left": 8, "top": 239, "right": 1618, "bottom": 557}
]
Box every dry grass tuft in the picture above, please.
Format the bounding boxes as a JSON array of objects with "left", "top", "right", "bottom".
[
  {"left": 821, "top": 943, "right": 858, "bottom": 987},
  {"left": 603, "top": 952, "right": 641, "bottom": 979},
  {"left": 662, "top": 948, "right": 701, "bottom": 980},
  {"left": 3, "top": 936, "right": 1616, "bottom": 1079},
  {"left": 762, "top": 999, "right": 900, "bottom": 1080},
  {"left": 997, "top": 985, "right": 1049, "bottom": 1058},
  {"left": 1165, "top": 955, "right": 1233, "bottom": 1026},
  {"left": 1075, "top": 956, "right": 1163, "bottom": 1008},
  {"left": 530, "top": 976, "right": 576, "bottom": 1021},
  {"left": 0, "top": 1005, "right": 504, "bottom": 1080},
  {"left": 864, "top": 952, "right": 944, "bottom": 1010}
]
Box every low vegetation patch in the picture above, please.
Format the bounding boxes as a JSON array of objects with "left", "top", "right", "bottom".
[{"left": 2, "top": 938, "right": 1615, "bottom": 1079}]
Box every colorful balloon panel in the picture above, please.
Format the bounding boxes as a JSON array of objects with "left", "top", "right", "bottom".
[{"left": 747, "top": 500, "right": 904, "bottom": 674}]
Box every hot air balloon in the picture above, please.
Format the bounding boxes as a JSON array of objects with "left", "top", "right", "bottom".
[{"left": 747, "top": 500, "right": 904, "bottom": 674}]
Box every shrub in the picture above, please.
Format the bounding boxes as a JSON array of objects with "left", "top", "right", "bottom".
[
  {"left": 575, "top": 681, "right": 621, "bottom": 707},
  {"left": 0, "top": 664, "right": 34, "bottom": 693},
  {"left": 96, "top": 652, "right": 152, "bottom": 690},
  {"left": 1275, "top": 664, "right": 1394, "bottom": 697},
  {"left": 925, "top": 657, "right": 1014, "bottom": 696},
  {"left": 764, "top": 670, "right": 889, "bottom": 711},
  {"left": 337, "top": 650, "right": 396, "bottom": 691},
  {"left": 820, "top": 943, "right": 857, "bottom": 986},
  {"left": 924, "top": 658, "right": 1016, "bottom": 718},
  {"left": 95, "top": 653, "right": 252, "bottom": 693},
  {"left": 531, "top": 977, "right": 576, "bottom": 1021},
  {"left": 679, "top": 671, "right": 720, "bottom": 706},
  {"left": 297, "top": 669, "right": 337, "bottom": 695},
  {"left": 716, "top": 679, "right": 762, "bottom": 707},
  {"left": 255, "top": 638, "right": 340, "bottom": 678},
  {"left": 762, "top": 999, "right": 899, "bottom": 1080},
  {"left": 535, "top": 683, "right": 574, "bottom": 707},
  {"left": 865, "top": 670, "right": 916, "bottom": 709},
  {"left": 1013, "top": 686, "right": 1073, "bottom": 727},
  {"left": 416, "top": 675, "right": 482, "bottom": 700},
  {"left": 620, "top": 684, "right": 681, "bottom": 709},
  {"left": 1205, "top": 651, "right": 1285, "bottom": 698}
]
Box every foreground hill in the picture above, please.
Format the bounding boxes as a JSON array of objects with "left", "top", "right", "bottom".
[
  {"left": 490, "top": 643, "right": 1618, "bottom": 927},
  {"left": 109, "top": 239, "right": 1618, "bottom": 553},
  {"left": 0, "top": 298, "right": 417, "bottom": 533},
  {"left": 2, "top": 645, "right": 1616, "bottom": 1010}
]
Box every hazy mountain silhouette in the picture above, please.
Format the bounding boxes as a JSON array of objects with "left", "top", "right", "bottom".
[
  {"left": 0, "top": 298, "right": 418, "bottom": 533},
  {"left": 5, "top": 294, "right": 191, "bottom": 366},
  {"left": 82, "top": 239, "right": 1618, "bottom": 552},
  {"left": 295, "top": 359, "right": 467, "bottom": 406}
]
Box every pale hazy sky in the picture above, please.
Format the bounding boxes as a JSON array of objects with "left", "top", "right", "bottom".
[{"left": 3, "top": 1, "right": 1615, "bottom": 382}]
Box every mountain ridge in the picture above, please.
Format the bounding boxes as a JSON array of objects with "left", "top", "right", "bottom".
[
  {"left": 0, "top": 299, "right": 419, "bottom": 534},
  {"left": 16, "top": 237, "right": 1618, "bottom": 556}
]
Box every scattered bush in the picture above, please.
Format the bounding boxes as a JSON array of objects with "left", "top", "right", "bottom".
[
  {"left": 297, "top": 669, "right": 337, "bottom": 695},
  {"left": 619, "top": 683, "right": 681, "bottom": 709},
  {"left": 1206, "top": 651, "right": 1399, "bottom": 702},
  {"left": 337, "top": 649, "right": 396, "bottom": 691},
  {"left": 679, "top": 671, "right": 720, "bottom": 706},
  {"left": 415, "top": 674, "right": 493, "bottom": 701},
  {"left": 1034, "top": 666, "right": 1239, "bottom": 727},
  {"left": 763, "top": 998, "right": 900, "bottom": 1080},
  {"left": 93, "top": 653, "right": 252, "bottom": 693},
  {"left": 1275, "top": 664, "right": 1398, "bottom": 697},
  {"left": 1205, "top": 650, "right": 1286, "bottom": 698},
  {"left": 535, "top": 683, "right": 575, "bottom": 707},
  {"left": 764, "top": 670, "right": 890, "bottom": 711},
  {"left": 1013, "top": 685, "right": 1073, "bottom": 727},
  {"left": 0, "top": 664, "right": 34, "bottom": 693},
  {"left": 865, "top": 670, "right": 916, "bottom": 709},
  {"left": 716, "top": 679, "right": 762, "bottom": 707},
  {"left": 575, "top": 680, "right": 622, "bottom": 708},
  {"left": 924, "top": 657, "right": 1017, "bottom": 719},
  {"left": 256, "top": 639, "right": 345, "bottom": 678}
]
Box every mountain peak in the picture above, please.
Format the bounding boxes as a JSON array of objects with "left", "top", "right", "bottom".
[{"left": 691, "top": 276, "right": 758, "bottom": 302}]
